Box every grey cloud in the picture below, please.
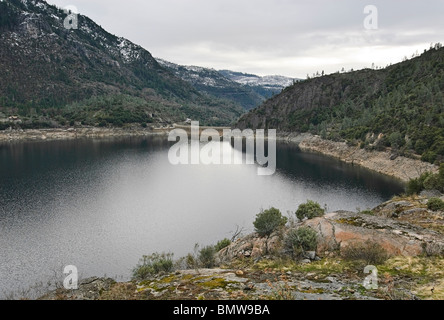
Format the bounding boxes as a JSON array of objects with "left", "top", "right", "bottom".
[{"left": 47, "top": 0, "right": 444, "bottom": 77}]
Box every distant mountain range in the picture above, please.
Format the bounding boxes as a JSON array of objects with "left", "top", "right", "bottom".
[
  {"left": 157, "top": 59, "right": 298, "bottom": 110},
  {"left": 0, "top": 0, "right": 298, "bottom": 129},
  {"left": 218, "top": 70, "right": 297, "bottom": 91}
]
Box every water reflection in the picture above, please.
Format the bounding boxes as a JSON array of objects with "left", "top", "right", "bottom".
[{"left": 0, "top": 136, "right": 404, "bottom": 298}]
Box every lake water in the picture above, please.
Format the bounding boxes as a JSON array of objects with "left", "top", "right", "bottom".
[{"left": 0, "top": 136, "right": 404, "bottom": 298}]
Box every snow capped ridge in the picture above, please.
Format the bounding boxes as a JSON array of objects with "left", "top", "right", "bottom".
[
  {"left": 157, "top": 59, "right": 214, "bottom": 74},
  {"left": 117, "top": 37, "right": 139, "bottom": 62},
  {"left": 184, "top": 65, "right": 205, "bottom": 73},
  {"left": 156, "top": 59, "right": 298, "bottom": 89},
  {"left": 156, "top": 58, "right": 176, "bottom": 69},
  {"left": 156, "top": 58, "right": 225, "bottom": 87},
  {"left": 260, "top": 75, "right": 297, "bottom": 87},
  {"left": 220, "top": 70, "right": 298, "bottom": 88},
  {"left": 155, "top": 58, "right": 300, "bottom": 110}
]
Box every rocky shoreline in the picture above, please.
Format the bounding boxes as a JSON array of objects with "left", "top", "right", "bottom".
[
  {"left": 1, "top": 128, "right": 439, "bottom": 183},
  {"left": 0, "top": 127, "right": 170, "bottom": 142},
  {"left": 39, "top": 194, "right": 444, "bottom": 301},
  {"left": 277, "top": 133, "right": 439, "bottom": 183}
]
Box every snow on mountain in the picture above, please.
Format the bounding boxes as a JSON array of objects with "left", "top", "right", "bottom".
[
  {"left": 219, "top": 70, "right": 299, "bottom": 89},
  {"left": 157, "top": 59, "right": 300, "bottom": 110},
  {"left": 156, "top": 58, "right": 226, "bottom": 88}
]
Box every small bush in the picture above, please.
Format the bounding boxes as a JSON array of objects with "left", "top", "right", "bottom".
[
  {"left": 98, "top": 120, "right": 107, "bottom": 127},
  {"left": 360, "top": 210, "right": 375, "bottom": 216},
  {"left": 198, "top": 245, "right": 216, "bottom": 268},
  {"left": 215, "top": 238, "right": 231, "bottom": 252},
  {"left": 296, "top": 200, "right": 325, "bottom": 221},
  {"left": 132, "top": 252, "right": 174, "bottom": 280},
  {"left": 422, "top": 151, "right": 437, "bottom": 164},
  {"left": 0, "top": 123, "right": 10, "bottom": 131},
  {"left": 406, "top": 172, "right": 432, "bottom": 195},
  {"left": 406, "top": 178, "right": 423, "bottom": 195},
  {"left": 427, "top": 198, "right": 444, "bottom": 211},
  {"left": 183, "top": 253, "right": 198, "bottom": 270},
  {"left": 407, "top": 168, "right": 444, "bottom": 195},
  {"left": 253, "top": 207, "right": 288, "bottom": 237},
  {"left": 178, "top": 243, "right": 201, "bottom": 270},
  {"left": 341, "top": 241, "right": 389, "bottom": 267},
  {"left": 285, "top": 227, "right": 318, "bottom": 257}
]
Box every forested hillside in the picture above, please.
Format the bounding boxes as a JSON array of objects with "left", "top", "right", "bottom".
[
  {"left": 0, "top": 0, "right": 244, "bottom": 128},
  {"left": 237, "top": 44, "right": 444, "bottom": 164}
]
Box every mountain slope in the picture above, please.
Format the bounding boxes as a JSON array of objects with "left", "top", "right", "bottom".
[
  {"left": 237, "top": 44, "right": 444, "bottom": 164},
  {"left": 157, "top": 59, "right": 297, "bottom": 110},
  {"left": 0, "top": 0, "right": 244, "bottom": 127},
  {"left": 219, "top": 70, "right": 298, "bottom": 99},
  {"left": 156, "top": 59, "right": 264, "bottom": 110}
]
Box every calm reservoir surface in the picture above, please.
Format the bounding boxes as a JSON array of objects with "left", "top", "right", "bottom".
[{"left": 0, "top": 136, "right": 404, "bottom": 297}]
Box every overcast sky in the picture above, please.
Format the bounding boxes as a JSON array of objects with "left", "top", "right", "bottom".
[{"left": 46, "top": 0, "right": 444, "bottom": 78}]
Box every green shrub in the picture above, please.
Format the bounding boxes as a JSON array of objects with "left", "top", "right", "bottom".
[
  {"left": 253, "top": 207, "right": 288, "bottom": 237},
  {"left": 406, "top": 178, "right": 422, "bottom": 195},
  {"left": 285, "top": 227, "right": 318, "bottom": 257},
  {"left": 215, "top": 238, "right": 231, "bottom": 252},
  {"left": 341, "top": 241, "right": 389, "bottom": 267},
  {"left": 198, "top": 245, "right": 216, "bottom": 268},
  {"left": 427, "top": 198, "right": 444, "bottom": 211},
  {"left": 422, "top": 151, "right": 438, "bottom": 164},
  {"left": 407, "top": 166, "right": 444, "bottom": 195},
  {"left": 389, "top": 131, "right": 405, "bottom": 149},
  {"left": 98, "top": 120, "right": 107, "bottom": 127},
  {"left": 296, "top": 200, "right": 325, "bottom": 221},
  {"left": 360, "top": 210, "right": 375, "bottom": 216},
  {"left": 415, "top": 139, "right": 427, "bottom": 155},
  {"left": 178, "top": 243, "right": 202, "bottom": 270},
  {"left": 406, "top": 172, "right": 432, "bottom": 195},
  {"left": 132, "top": 252, "right": 174, "bottom": 280},
  {"left": 423, "top": 174, "right": 440, "bottom": 191}
]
